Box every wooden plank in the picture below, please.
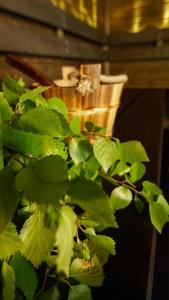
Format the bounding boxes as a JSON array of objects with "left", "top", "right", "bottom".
[
  {"left": 109, "top": 44, "right": 169, "bottom": 62},
  {"left": 109, "top": 28, "right": 169, "bottom": 45},
  {"left": 109, "top": 60, "right": 169, "bottom": 89},
  {"left": 0, "top": 56, "right": 104, "bottom": 84},
  {"left": 0, "top": 15, "right": 105, "bottom": 60},
  {"left": 0, "top": 0, "right": 106, "bottom": 44}
]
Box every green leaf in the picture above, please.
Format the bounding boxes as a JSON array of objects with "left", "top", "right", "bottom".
[
  {"left": 55, "top": 206, "right": 77, "bottom": 276},
  {"left": 142, "top": 180, "right": 162, "bottom": 202},
  {"left": 88, "top": 240, "right": 109, "bottom": 266},
  {"left": 17, "top": 78, "right": 25, "bottom": 88},
  {"left": 80, "top": 219, "right": 99, "bottom": 228},
  {"left": 0, "top": 93, "right": 13, "bottom": 121},
  {"left": 130, "top": 162, "right": 145, "bottom": 182},
  {"left": 93, "top": 138, "right": 119, "bottom": 172},
  {"left": 68, "top": 284, "right": 92, "bottom": 300},
  {"left": 69, "top": 138, "right": 92, "bottom": 165},
  {"left": 3, "top": 75, "right": 25, "bottom": 103},
  {"left": 85, "top": 121, "right": 95, "bottom": 132},
  {"left": 73, "top": 241, "right": 91, "bottom": 261},
  {"left": 120, "top": 141, "right": 149, "bottom": 163},
  {"left": 19, "top": 86, "right": 50, "bottom": 103},
  {"left": 20, "top": 208, "right": 55, "bottom": 267},
  {"left": 85, "top": 233, "right": 116, "bottom": 256},
  {"left": 68, "top": 178, "right": 118, "bottom": 229},
  {"left": 37, "top": 286, "right": 60, "bottom": 300},
  {"left": 2, "top": 125, "right": 60, "bottom": 157},
  {"left": 18, "top": 107, "right": 70, "bottom": 138},
  {"left": 85, "top": 155, "right": 100, "bottom": 180},
  {"left": 0, "top": 166, "right": 18, "bottom": 233},
  {"left": 15, "top": 155, "right": 68, "bottom": 205},
  {"left": 93, "top": 126, "right": 105, "bottom": 135},
  {"left": 157, "top": 195, "right": 169, "bottom": 214},
  {"left": 0, "top": 112, "right": 4, "bottom": 170},
  {"left": 110, "top": 186, "right": 132, "bottom": 210},
  {"left": 143, "top": 183, "right": 169, "bottom": 232},
  {"left": 111, "top": 161, "right": 130, "bottom": 176},
  {"left": 68, "top": 163, "right": 83, "bottom": 180},
  {"left": 0, "top": 223, "right": 21, "bottom": 259},
  {"left": 142, "top": 181, "right": 162, "bottom": 195},
  {"left": 53, "top": 140, "right": 68, "bottom": 160},
  {"left": 149, "top": 201, "right": 168, "bottom": 233},
  {"left": 30, "top": 95, "right": 48, "bottom": 109},
  {"left": 47, "top": 97, "right": 68, "bottom": 119},
  {"left": 134, "top": 196, "right": 144, "bottom": 214},
  {"left": 70, "top": 117, "right": 81, "bottom": 135},
  {"left": 2, "top": 261, "right": 15, "bottom": 300},
  {"left": 70, "top": 255, "right": 104, "bottom": 287},
  {"left": 10, "top": 253, "right": 38, "bottom": 300},
  {"left": 45, "top": 254, "right": 56, "bottom": 269}
]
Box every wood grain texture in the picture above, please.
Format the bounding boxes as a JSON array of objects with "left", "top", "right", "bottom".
[
  {"left": 0, "top": 13, "right": 105, "bottom": 60},
  {"left": 0, "top": 0, "right": 106, "bottom": 43},
  {"left": 109, "top": 43, "right": 169, "bottom": 62},
  {"left": 110, "top": 60, "right": 169, "bottom": 89},
  {"left": 0, "top": 56, "right": 84, "bottom": 83},
  {"left": 109, "top": 28, "right": 169, "bottom": 45}
]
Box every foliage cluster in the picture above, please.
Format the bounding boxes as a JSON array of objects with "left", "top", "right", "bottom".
[{"left": 0, "top": 75, "right": 168, "bottom": 300}]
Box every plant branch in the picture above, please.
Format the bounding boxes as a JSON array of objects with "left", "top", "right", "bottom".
[{"left": 99, "top": 171, "right": 143, "bottom": 197}]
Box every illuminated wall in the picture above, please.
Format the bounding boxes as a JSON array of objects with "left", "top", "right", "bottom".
[
  {"left": 109, "top": 0, "right": 169, "bottom": 33},
  {"left": 50, "top": 0, "right": 104, "bottom": 29},
  {"left": 50, "top": 0, "right": 169, "bottom": 33}
]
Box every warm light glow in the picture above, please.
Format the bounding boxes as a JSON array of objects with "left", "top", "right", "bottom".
[
  {"left": 50, "top": 0, "right": 98, "bottom": 28},
  {"left": 109, "top": 0, "right": 169, "bottom": 33},
  {"left": 162, "top": 3, "right": 169, "bottom": 28},
  {"left": 131, "top": 2, "right": 142, "bottom": 33},
  {"left": 51, "top": 0, "right": 169, "bottom": 33}
]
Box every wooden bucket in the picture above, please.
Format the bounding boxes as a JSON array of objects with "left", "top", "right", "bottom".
[
  {"left": 5, "top": 57, "right": 126, "bottom": 136},
  {"left": 44, "top": 77, "right": 127, "bottom": 137}
]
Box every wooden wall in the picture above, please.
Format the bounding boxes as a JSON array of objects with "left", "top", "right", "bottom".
[
  {"left": 0, "top": 0, "right": 108, "bottom": 83},
  {"left": 109, "top": 28, "right": 169, "bottom": 89},
  {"left": 0, "top": 2, "right": 168, "bottom": 300}
]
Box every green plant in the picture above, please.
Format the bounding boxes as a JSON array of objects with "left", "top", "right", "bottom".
[{"left": 0, "top": 75, "right": 168, "bottom": 300}]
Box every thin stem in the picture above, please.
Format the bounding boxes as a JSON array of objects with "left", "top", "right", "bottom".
[
  {"left": 58, "top": 277, "right": 79, "bottom": 298},
  {"left": 99, "top": 171, "right": 143, "bottom": 196},
  {"left": 34, "top": 268, "right": 49, "bottom": 299},
  {"left": 85, "top": 132, "right": 107, "bottom": 140},
  {"left": 99, "top": 172, "right": 119, "bottom": 186},
  {"left": 14, "top": 158, "right": 25, "bottom": 167}
]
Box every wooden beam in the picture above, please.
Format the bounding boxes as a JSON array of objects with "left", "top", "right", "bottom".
[
  {"left": 109, "top": 60, "right": 169, "bottom": 89},
  {"left": 0, "top": 14, "right": 106, "bottom": 61},
  {"left": 109, "top": 44, "right": 169, "bottom": 62},
  {"left": 0, "top": 0, "right": 106, "bottom": 44},
  {"left": 0, "top": 56, "right": 83, "bottom": 83},
  {"left": 109, "top": 28, "right": 169, "bottom": 45}
]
